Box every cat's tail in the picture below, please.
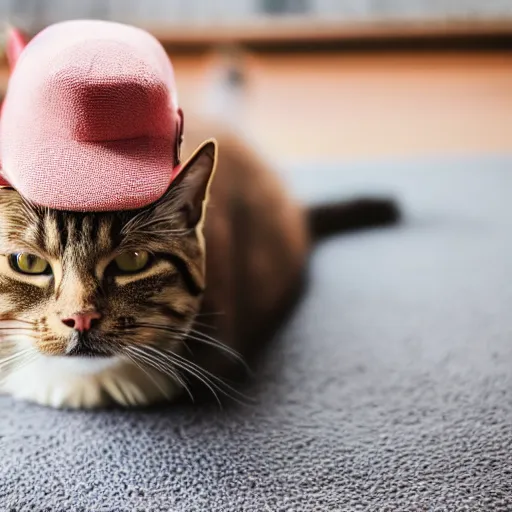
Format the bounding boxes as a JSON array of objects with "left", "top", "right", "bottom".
[{"left": 307, "top": 197, "right": 400, "bottom": 241}]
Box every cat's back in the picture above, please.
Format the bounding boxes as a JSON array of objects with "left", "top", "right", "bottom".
[{"left": 181, "top": 117, "right": 309, "bottom": 354}]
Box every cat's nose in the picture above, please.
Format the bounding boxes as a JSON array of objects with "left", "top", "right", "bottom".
[{"left": 61, "top": 311, "right": 101, "bottom": 332}]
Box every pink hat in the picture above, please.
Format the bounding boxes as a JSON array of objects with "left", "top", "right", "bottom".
[{"left": 0, "top": 20, "right": 184, "bottom": 211}]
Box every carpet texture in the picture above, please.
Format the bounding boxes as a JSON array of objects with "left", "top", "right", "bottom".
[{"left": 2, "top": 156, "right": 512, "bottom": 511}]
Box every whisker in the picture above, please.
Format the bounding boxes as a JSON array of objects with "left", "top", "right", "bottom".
[
  {"left": 141, "top": 343, "right": 252, "bottom": 405},
  {"left": 0, "top": 327, "right": 35, "bottom": 331},
  {"left": 167, "top": 356, "right": 222, "bottom": 407},
  {"left": 132, "top": 322, "right": 247, "bottom": 369},
  {"left": 0, "top": 318, "right": 35, "bottom": 325},
  {"left": 192, "top": 320, "right": 218, "bottom": 331},
  {"left": 0, "top": 350, "right": 38, "bottom": 384},
  {"left": 187, "top": 328, "right": 249, "bottom": 369},
  {"left": 9, "top": 353, "right": 38, "bottom": 375},
  {"left": 127, "top": 345, "right": 171, "bottom": 375},
  {"left": 0, "top": 328, "right": 36, "bottom": 335},
  {"left": 121, "top": 323, "right": 252, "bottom": 404},
  {"left": 135, "top": 346, "right": 193, "bottom": 396},
  {"left": 125, "top": 345, "right": 194, "bottom": 402},
  {"left": 123, "top": 349, "right": 176, "bottom": 403},
  {"left": 168, "top": 351, "right": 253, "bottom": 405},
  {"left": 0, "top": 347, "right": 35, "bottom": 368},
  {"left": 0, "top": 337, "right": 37, "bottom": 348},
  {"left": 182, "top": 340, "right": 194, "bottom": 357},
  {"left": 136, "top": 344, "right": 223, "bottom": 406}
]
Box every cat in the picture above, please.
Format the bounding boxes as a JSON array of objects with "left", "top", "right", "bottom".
[{"left": 0, "top": 118, "right": 399, "bottom": 409}]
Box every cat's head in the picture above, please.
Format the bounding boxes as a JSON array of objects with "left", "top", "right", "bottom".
[{"left": 0, "top": 140, "right": 216, "bottom": 406}]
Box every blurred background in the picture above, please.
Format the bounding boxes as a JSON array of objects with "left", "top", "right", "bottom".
[{"left": 0, "top": 0, "right": 511, "bottom": 167}]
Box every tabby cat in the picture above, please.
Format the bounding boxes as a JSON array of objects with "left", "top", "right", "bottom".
[{"left": 0, "top": 120, "right": 399, "bottom": 409}]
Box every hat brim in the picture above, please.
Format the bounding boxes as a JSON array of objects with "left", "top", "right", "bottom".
[{"left": 2, "top": 135, "right": 176, "bottom": 211}]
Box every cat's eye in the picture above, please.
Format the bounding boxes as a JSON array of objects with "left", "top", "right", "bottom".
[
  {"left": 9, "top": 253, "right": 51, "bottom": 275},
  {"left": 114, "top": 251, "right": 150, "bottom": 274}
]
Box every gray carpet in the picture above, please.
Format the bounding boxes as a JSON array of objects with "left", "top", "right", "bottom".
[{"left": 2, "top": 156, "right": 512, "bottom": 511}]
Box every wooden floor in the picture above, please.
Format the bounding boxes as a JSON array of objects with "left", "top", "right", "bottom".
[{"left": 172, "top": 51, "right": 512, "bottom": 162}]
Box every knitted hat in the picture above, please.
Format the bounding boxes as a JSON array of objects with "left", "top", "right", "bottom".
[{"left": 0, "top": 20, "right": 184, "bottom": 211}]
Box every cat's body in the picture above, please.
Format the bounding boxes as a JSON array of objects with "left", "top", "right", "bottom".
[
  {"left": 0, "top": 118, "right": 398, "bottom": 409},
  {"left": 181, "top": 122, "right": 310, "bottom": 382}
]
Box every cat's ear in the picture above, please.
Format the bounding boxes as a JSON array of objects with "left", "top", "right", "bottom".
[{"left": 164, "top": 138, "right": 218, "bottom": 229}]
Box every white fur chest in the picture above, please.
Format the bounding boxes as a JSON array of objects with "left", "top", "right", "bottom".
[{"left": 1, "top": 354, "right": 179, "bottom": 409}]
